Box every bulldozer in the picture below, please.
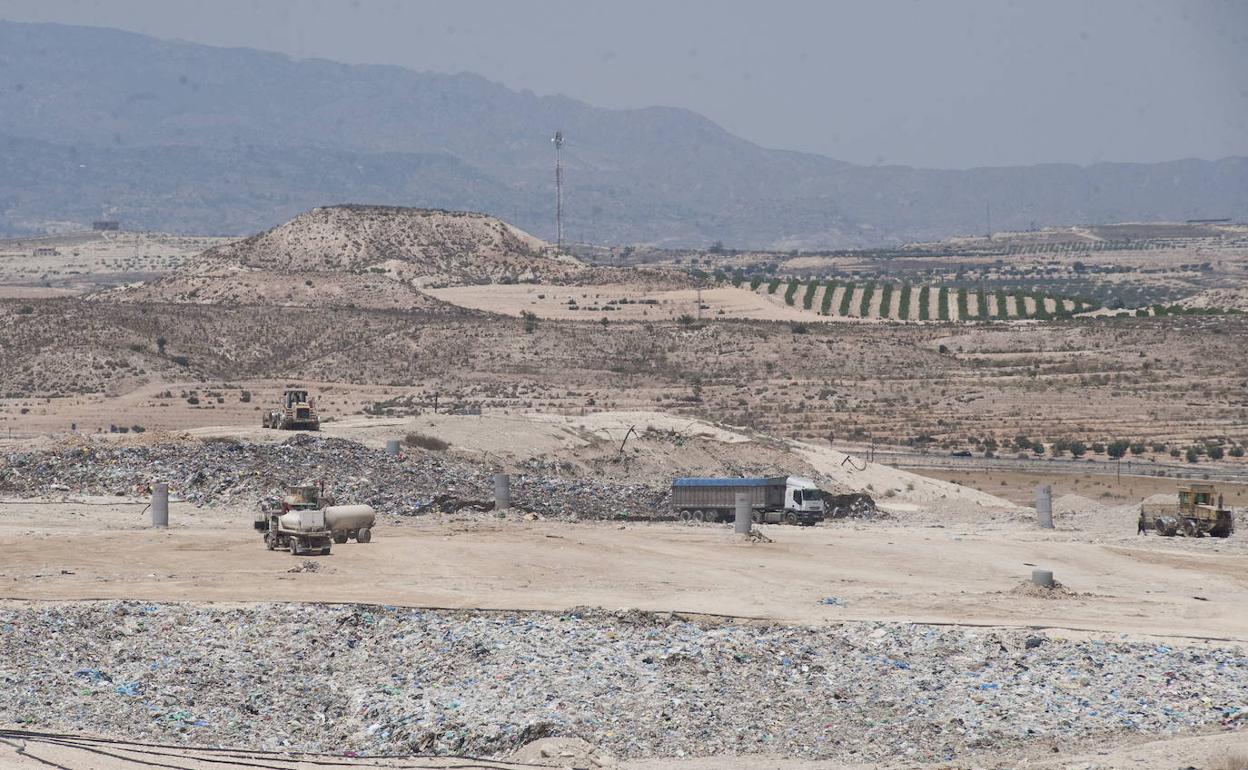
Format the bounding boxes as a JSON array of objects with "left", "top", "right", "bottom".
[
  {"left": 262, "top": 388, "right": 320, "bottom": 431},
  {"left": 1139, "top": 482, "right": 1235, "bottom": 538}
]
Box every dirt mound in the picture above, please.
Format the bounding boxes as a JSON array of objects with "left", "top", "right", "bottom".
[
  {"left": 1053, "top": 493, "right": 1107, "bottom": 517},
  {"left": 103, "top": 205, "right": 586, "bottom": 308},
  {"left": 1009, "top": 579, "right": 1079, "bottom": 599}
]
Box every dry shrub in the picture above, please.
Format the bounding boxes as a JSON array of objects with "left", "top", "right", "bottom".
[{"left": 405, "top": 432, "right": 449, "bottom": 451}]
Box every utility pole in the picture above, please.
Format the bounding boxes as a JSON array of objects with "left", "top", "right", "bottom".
[
  {"left": 552, "top": 131, "right": 564, "bottom": 252},
  {"left": 986, "top": 202, "right": 992, "bottom": 241}
]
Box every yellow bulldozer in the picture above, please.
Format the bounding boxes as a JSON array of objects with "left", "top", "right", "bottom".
[
  {"left": 262, "top": 388, "right": 320, "bottom": 431},
  {"left": 1139, "top": 482, "right": 1234, "bottom": 538}
]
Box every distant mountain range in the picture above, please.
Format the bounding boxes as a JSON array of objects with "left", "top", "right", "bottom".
[{"left": 1, "top": 20, "right": 1245, "bottom": 248}]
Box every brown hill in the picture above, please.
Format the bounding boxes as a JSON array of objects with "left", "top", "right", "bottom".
[{"left": 104, "top": 205, "right": 585, "bottom": 309}]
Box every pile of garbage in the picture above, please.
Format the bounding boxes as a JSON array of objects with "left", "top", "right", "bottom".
[
  {"left": 3, "top": 602, "right": 1245, "bottom": 762},
  {"left": 0, "top": 435, "right": 667, "bottom": 520},
  {"left": 823, "top": 492, "right": 881, "bottom": 519}
]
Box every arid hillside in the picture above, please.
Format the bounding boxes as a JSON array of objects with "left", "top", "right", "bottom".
[
  {"left": 201, "top": 205, "right": 564, "bottom": 278},
  {"left": 104, "top": 205, "right": 590, "bottom": 309},
  {"left": 2, "top": 297, "right": 1246, "bottom": 458}
]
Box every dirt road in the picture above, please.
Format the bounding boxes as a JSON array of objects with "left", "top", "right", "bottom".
[{"left": 2, "top": 500, "right": 1245, "bottom": 642}]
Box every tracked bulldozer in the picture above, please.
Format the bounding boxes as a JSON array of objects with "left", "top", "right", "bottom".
[
  {"left": 262, "top": 388, "right": 320, "bottom": 431},
  {"left": 1139, "top": 482, "right": 1235, "bottom": 538}
]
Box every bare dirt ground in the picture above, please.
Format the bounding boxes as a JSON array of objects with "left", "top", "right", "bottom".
[
  {"left": 1, "top": 492, "right": 1244, "bottom": 640},
  {"left": 425, "top": 284, "right": 823, "bottom": 322},
  {"left": 914, "top": 466, "right": 1248, "bottom": 508},
  {"left": 4, "top": 306, "right": 1247, "bottom": 454}
]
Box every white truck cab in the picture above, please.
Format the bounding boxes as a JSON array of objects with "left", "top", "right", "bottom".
[{"left": 787, "top": 477, "right": 825, "bottom": 516}]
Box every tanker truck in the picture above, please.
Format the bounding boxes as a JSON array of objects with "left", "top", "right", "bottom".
[
  {"left": 254, "top": 484, "right": 376, "bottom": 554},
  {"left": 671, "top": 476, "right": 825, "bottom": 525}
]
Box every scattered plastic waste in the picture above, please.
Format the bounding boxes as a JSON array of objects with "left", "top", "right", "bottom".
[
  {"left": 4, "top": 601, "right": 1245, "bottom": 762},
  {"left": 0, "top": 435, "right": 668, "bottom": 520}
]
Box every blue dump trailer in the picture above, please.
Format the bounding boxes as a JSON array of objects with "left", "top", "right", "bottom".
[{"left": 671, "top": 476, "right": 824, "bottom": 526}]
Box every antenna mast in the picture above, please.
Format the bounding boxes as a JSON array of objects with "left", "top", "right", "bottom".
[{"left": 553, "top": 130, "right": 564, "bottom": 252}]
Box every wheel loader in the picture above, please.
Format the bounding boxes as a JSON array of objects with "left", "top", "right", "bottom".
[
  {"left": 262, "top": 389, "right": 320, "bottom": 431},
  {"left": 1139, "top": 482, "right": 1235, "bottom": 538}
]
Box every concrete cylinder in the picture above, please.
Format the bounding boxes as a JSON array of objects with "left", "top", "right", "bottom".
[
  {"left": 734, "top": 491, "right": 752, "bottom": 534},
  {"left": 1035, "top": 484, "right": 1054, "bottom": 529},
  {"left": 151, "top": 482, "right": 169, "bottom": 528},
  {"left": 494, "top": 473, "right": 511, "bottom": 511},
  {"left": 385, "top": 439, "right": 401, "bottom": 457},
  {"left": 1031, "top": 569, "right": 1054, "bottom": 589}
]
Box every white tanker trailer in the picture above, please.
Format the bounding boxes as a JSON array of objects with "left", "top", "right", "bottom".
[{"left": 323, "top": 504, "right": 375, "bottom": 544}]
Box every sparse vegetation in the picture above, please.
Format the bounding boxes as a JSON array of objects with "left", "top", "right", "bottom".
[{"left": 404, "top": 432, "right": 450, "bottom": 451}]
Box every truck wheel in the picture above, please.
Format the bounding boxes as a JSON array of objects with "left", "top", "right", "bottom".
[
  {"left": 264, "top": 532, "right": 276, "bottom": 550},
  {"left": 357, "top": 528, "right": 372, "bottom": 544},
  {"left": 333, "top": 532, "right": 348, "bottom": 544},
  {"left": 751, "top": 511, "right": 761, "bottom": 524},
  {"left": 784, "top": 512, "right": 798, "bottom": 526},
  {"left": 678, "top": 510, "right": 691, "bottom": 522},
  {"left": 289, "top": 539, "right": 301, "bottom": 556}
]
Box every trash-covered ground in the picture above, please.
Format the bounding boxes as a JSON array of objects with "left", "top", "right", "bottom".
[
  {"left": 3, "top": 602, "right": 1245, "bottom": 763},
  {"left": 0, "top": 435, "right": 667, "bottom": 519},
  {"left": 822, "top": 492, "right": 882, "bottom": 519}
]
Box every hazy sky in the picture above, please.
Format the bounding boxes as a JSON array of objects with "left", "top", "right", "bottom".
[{"left": 2, "top": 0, "right": 1245, "bottom": 169}]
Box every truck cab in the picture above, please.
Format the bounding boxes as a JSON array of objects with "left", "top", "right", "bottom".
[{"left": 786, "top": 477, "right": 825, "bottom": 522}]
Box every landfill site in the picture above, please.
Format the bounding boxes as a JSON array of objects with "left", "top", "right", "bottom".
[
  {"left": 0, "top": 396, "right": 1247, "bottom": 770},
  {"left": 2, "top": 199, "right": 1248, "bottom": 770}
]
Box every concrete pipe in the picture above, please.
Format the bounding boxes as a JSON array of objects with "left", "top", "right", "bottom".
[
  {"left": 734, "top": 491, "right": 752, "bottom": 535},
  {"left": 494, "top": 473, "right": 511, "bottom": 511},
  {"left": 1035, "top": 484, "right": 1054, "bottom": 529},
  {"left": 151, "top": 483, "right": 169, "bottom": 528}
]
